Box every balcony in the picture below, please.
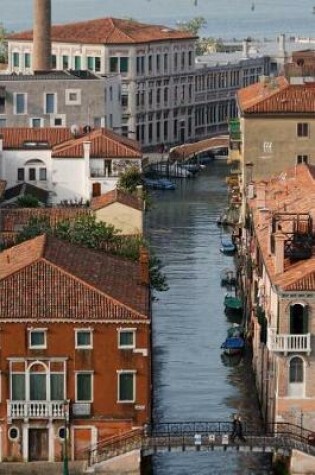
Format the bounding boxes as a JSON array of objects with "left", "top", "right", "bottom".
[
  {"left": 267, "top": 328, "right": 311, "bottom": 355},
  {"left": 7, "top": 401, "right": 67, "bottom": 421}
]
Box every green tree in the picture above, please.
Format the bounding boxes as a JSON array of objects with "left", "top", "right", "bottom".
[
  {"left": 16, "top": 215, "right": 168, "bottom": 292},
  {"left": 16, "top": 194, "right": 40, "bottom": 208},
  {"left": 177, "top": 16, "right": 207, "bottom": 36},
  {"left": 117, "top": 166, "right": 142, "bottom": 194},
  {"left": 0, "top": 24, "right": 8, "bottom": 64}
]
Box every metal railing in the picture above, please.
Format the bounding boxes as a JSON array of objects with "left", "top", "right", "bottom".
[{"left": 87, "top": 421, "right": 315, "bottom": 467}]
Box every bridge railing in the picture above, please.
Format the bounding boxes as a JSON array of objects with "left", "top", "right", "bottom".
[{"left": 87, "top": 421, "right": 315, "bottom": 466}]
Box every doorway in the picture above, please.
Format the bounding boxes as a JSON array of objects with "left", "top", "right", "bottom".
[{"left": 28, "top": 428, "right": 49, "bottom": 461}]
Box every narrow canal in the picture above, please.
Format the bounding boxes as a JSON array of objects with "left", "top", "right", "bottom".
[{"left": 145, "top": 162, "right": 272, "bottom": 475}]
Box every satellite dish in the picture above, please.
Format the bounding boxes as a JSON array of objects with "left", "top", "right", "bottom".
[{"left": 70, "top": 124, "right": 80, "bottom": 137}]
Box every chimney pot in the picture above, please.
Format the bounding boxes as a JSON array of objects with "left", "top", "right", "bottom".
[{"left": 274, "top": 231, "right": 286, "bottom": 274}]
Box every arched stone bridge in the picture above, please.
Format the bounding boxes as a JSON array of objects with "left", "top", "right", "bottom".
[{"left": 169, "top": 136, "right": 229, "bottom": 161}]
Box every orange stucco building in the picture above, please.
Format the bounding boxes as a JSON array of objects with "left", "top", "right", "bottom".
[{"left": 0, "top": 234, "right": 151, "bottom": 462}]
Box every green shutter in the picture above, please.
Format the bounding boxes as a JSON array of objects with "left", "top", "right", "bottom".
[
  {"left": 289, "top": 305, "right": 294, "bottom": 334},
  {"left": 12, "top": 374, "right": 25, "bottom": 400},
  {"left": 50, "top": 374, "right": 64, "bottom": 400},
  {"left": 30, "top": 374, "right": 46, "bottom": 400},
  {"left": 77, "top": 373, "right": 91, "bottom": 401},
  {"left": 303, "top": 305, "right": 309, "bottom": 334},
  {"left": 119, "top": 373, "right": 134, "bottom": 401}
]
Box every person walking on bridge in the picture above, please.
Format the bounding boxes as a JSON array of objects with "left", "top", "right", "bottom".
[{"left": 231, "top": 414, "right": 246, "bottom": 443}]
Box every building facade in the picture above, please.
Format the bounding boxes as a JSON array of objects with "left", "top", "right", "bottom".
[
  {"left": 7, "top": 17, "right": 197, "bottom": 148},
  {"left": 0, "top": 127, "right": 143, "bottom": 204},
  {"left": 0, "top": 71, "right": 121, "bottom": 131},
  {"left": 0, "top": 234, "right": 151, "bottom": 462},
  {"left": 235, "top": 76, "right": 315, "bottom": 184},
  {"left": 242, "top": 164, "right": 315, "bottom": 430}
]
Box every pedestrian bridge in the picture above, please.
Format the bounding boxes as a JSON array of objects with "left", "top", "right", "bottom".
[{"left": 87, "top": 421, "right": 315, "bottom": 467}]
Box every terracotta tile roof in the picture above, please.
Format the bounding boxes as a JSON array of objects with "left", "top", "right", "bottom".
[
  {"left": 238, "top": 77, "right": 315, "bottom": 114},
  {"left": 237, "top": 76, "right": 288, "bottom": 112},
  {"left": 0, "top": 127, "right": 73, "bottom": 149},
  {"left": 0, "top": 207, "right": 89, "bottom": 233},
  {"left": 52, "top": 128, "right": 142, "bottom": 159},
  {"left": 90, "top": 189, "right": 143, "bottom": 211},
  {"left": 249, "top": 164, "right": 315, "bottom": 291},
  {"left": 0, "top": 127, "right": 142, "bottom": 159},
  {"left": 8, "top": 17, "right": 196, "bottom": 45},
  {"left": 170, "top": 136, "right": 229, "bottom": 160},
  {"left": 0, "top": 234, "right": 149, "bottom": 320}
]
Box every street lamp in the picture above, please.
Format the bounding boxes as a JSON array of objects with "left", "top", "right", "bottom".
[{"left": 63, "top": 400, "right": 70, "bottom": 475}]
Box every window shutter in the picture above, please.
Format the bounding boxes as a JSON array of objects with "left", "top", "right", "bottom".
[
  {"left": 289, "top": 305, "right": 294, "bottom": 334},
  {"left": 303, "top": 305, "right": 309, "bottom": 334}
]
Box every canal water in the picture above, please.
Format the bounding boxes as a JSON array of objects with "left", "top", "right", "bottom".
[{"left": 145, "top": 162, "right": 272, "bottom": 475}]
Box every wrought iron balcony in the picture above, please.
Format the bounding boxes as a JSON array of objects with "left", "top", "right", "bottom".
[
  {"left": 7, "top": 401, "right": 67, "bottom": 421},
  {"left": 267, "top": 328, "right": 311, "bottom": 355}
]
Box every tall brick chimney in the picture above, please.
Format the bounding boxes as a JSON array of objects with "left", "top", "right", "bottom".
[{"left": 33, "top": 0, "right": 51, "bottom": 72}]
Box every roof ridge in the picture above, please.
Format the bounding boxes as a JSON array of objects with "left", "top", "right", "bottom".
[{"left": 41, "top": 255, "right": 147, "bottom": 320}]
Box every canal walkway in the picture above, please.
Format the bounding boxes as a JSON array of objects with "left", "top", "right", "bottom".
[{"left": 145, "top": 162, "right": 272, "bottom": 474}]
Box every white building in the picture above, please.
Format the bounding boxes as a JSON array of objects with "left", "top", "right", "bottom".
[
  {"left": 0, "top": 127, "right": 143, "bottom": 205},
  {"left": 7, "top": 18, "right": 197, "bottom": 148}
]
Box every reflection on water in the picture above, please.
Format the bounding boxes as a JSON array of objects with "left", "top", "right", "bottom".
[{"left": 145, "top": 162, "right": 272, "bottom": 474}]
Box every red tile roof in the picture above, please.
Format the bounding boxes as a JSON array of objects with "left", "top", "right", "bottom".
[
  {"left": 8, "top": 17, "right": 196, "bottom": 45},
  {"left": 0, "top": 208, "right": 89, "bottom": 233},
  {"left": 0, "top": 234, "right": 150, "bottom": 321},
  {"left": 238, "top": 76, "right": 315, "bottom": 114},
  {"left": 249, "top": 164, "right": 315, "bottom": 290},
  {"left": 90, "top": 189, "right": 143, "bottom": 211},
  {"left": 0, "top": 127, "right": 142, "bottom": 159},
  {"left": 170, "top": 136, "right": 229, "bottom": 160},
  {"left": 0, "top": 127, "right": 73, "bottom": 149},
  {"left": 52, "top": 128, "right": 142, "bottom": 159}
]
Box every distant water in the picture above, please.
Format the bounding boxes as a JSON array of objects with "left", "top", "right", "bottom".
[{"left": 2, "top": 0, "right": 315, "bottom": 41}]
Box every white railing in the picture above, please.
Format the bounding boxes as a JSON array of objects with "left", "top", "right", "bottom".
[
  {"left": 7, "top": 401, "right": 67, "bottom": 420},
  {"left": 267, "top": 328, "right": 311, "bottom": 355}
]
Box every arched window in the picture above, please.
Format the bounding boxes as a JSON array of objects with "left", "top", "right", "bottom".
[
  {"left": 289, "top": 357, "right": 304, "bottom": 383},
  {"left": 29, "top": 362, "right": 47, "bottom": 401}
]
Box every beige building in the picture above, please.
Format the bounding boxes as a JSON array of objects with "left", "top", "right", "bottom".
[
  {"left": 234, "top": 76, "right": 315, "bottom": 183},
  {"left": 91, "top": 188, "right": 144, "bottom": 235},
  {"left": 244, "top": 164, "right": 315, "bottom": 431}
]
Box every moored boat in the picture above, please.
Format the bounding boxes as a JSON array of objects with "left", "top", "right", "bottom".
[
  {"left": 224, "top": 294, "right": 243, "bottom": 312},
  {"left": 220, "top": 237, "right": 236, "bottom": 255},
  {"left": 143, "top": 178, "right": 176, "bottom": 190},
  {"left": 221, "top": 336, "right": 245, "bottom": 355}
]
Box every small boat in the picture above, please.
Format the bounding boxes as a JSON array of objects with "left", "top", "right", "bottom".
[
  {"left": 220, "top": 237, "right": 236, "bottom": 255},
  {"left": 227, "top": 324, "right": 244, "bottom": 338},
  {"left": 220, "top": 269, "right": 236, "bottom": 287},
  {"left": 224, "top": 294, "right": 243, "bottom": 312},
  {"left": 149, "top": 163, "right": 193, "bottom": 178},
  {"left": 221, "top": 336, "right": 245, "bottom": 355},
  {"left": 143, "top": 178, "right": 176, "bottom": 190}
]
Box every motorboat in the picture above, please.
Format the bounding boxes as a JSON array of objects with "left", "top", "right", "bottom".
[
  {"left": 224, "top": 294, "right": 243, "bottom": 312},
  {"left": 143, "top": 178, "right": 176, "bottom": 190},
  {"left": 221, "top": 336, "right": 245, "bottom": 355},
  {"left": 220, "top": 237, "right": 236, "bottom": 255}
]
